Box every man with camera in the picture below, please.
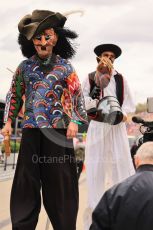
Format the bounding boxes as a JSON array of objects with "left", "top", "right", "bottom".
[{"left": 83, "top": 44, "right": 135, "bottom": 229}]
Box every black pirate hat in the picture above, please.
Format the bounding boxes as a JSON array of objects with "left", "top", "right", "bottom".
[
  {"left": 18, "top": 10, "right": 67, "bottom": 40},
  {"left": 94, "top": 44, "right": 122, "bottom": 58}
]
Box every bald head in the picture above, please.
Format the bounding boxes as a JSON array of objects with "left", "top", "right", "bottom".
[{"left": 134, "top": 142, "right": 153, "bottom": 168}]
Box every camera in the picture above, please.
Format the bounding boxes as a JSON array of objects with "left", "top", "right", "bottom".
[{"left": 131, "top": 97, "right": 153, "bottom": 167}]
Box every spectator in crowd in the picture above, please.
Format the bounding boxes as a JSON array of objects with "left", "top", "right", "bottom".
[{"left": 90, "top": 142, "right": 153, "bottom": 230}]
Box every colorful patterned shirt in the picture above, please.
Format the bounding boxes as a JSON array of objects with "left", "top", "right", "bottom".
[{"left": 4, "top": 54, "right": 88, "bottom": 128}]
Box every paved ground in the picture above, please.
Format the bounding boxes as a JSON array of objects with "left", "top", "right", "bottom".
[
  {"left": 0, "top": 166, "right": 87, "bottom": 230},
  {"left": 0, "top": 154, "right": 17, "bottom": 182}
]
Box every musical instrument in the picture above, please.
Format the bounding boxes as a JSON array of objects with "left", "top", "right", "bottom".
[
  {"left": 88, "top": 96, "right": 123, "bottom": 125},
  {"left": 96, "top": 56, "right": 113, "bottom": 75},
  {"left": 97, "top": 96, "right": 123, "bottom": 125}
]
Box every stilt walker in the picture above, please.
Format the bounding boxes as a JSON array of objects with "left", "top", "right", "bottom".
[{"left": 2, "top": 9, "right": 87, "bottom": 230}]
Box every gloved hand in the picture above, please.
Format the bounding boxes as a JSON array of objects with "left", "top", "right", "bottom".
[{"left": 89, "top": 85, "right": 101, "bottom": 99}]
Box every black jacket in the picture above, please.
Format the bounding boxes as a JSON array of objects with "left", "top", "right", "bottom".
[{"left": 90, "top": 164, "right": 153, "bottom": 230}]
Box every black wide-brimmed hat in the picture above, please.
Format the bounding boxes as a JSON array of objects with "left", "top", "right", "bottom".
[
  {"left": 18, "top": 10, "right": 67, "bottom": 40},
  {"left": 94, "top": 44, "right": 122, "bottom": 58}
]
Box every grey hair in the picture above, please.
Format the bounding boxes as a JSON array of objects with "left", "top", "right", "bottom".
[{"left": 136, "top": 142, "right": 153, "bottom": 162}]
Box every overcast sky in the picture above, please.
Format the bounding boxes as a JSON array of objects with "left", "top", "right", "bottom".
[{"left": 1, "top": 0, "right": 153, "bottom": 104}]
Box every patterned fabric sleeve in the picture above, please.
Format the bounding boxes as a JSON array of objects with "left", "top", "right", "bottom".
[
  {"left": 64, "top": 64, "right": 88, "bottom": 124},
  {"left": 4, "top": 63, "right": 25, "bottom": 123}
]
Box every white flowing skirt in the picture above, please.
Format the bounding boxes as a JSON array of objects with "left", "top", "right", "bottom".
[{"left": 84, "top": 120, "right": 135, "bottom": 229}]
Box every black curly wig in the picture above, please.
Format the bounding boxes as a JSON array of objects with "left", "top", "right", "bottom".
[{"left": 18, "top": 27, "right": 78, "bottom": 59}]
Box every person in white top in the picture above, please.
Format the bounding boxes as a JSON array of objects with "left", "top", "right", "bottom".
[{"left": 82, "top": 44, "right": 136, "bottom": 230}]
